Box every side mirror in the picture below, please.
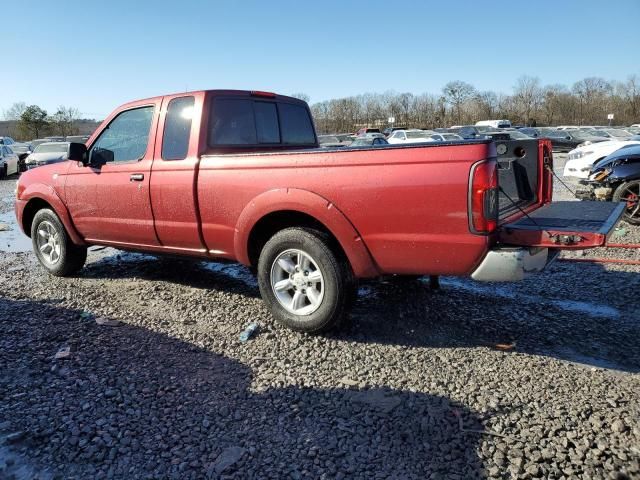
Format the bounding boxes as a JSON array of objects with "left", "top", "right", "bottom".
[
  {"left": 565, "top": 136, "right": 571, "bottom": 140},
  {"left": 68, "top": 142, "right": 88, "bottom": 165},
  {"left": 90, "top": 147, "right": 114, "bottom": 168}
]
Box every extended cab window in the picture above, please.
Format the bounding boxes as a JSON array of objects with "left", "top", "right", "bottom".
[
  {"left": 209, "top": 98, "right": 315, "bottom": 147},
  {"left": 162, "top": 96, "right": 195, "bottom": 160},
  {"left": 91, "top": 106, "right": 154, "bottom": 163}
]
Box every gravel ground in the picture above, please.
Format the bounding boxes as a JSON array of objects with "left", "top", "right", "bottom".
[{"left": 0, "top": 159, "right": 639, "bottom": 479}]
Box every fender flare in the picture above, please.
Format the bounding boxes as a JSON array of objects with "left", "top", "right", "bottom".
[
  {"left": 21, "top": 184, "right": 85, "bottom": 246},
  {"left": 234, "top": 188, "right": 379, "bottom": 277}
]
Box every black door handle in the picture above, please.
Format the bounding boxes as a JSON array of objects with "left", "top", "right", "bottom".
[{"left": 130, "top": 173, "right": 144, "bottom": 182}]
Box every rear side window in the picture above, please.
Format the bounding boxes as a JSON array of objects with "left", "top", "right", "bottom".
[
  {"left": 278, "top": 103, "right": 315, "bottom": 144},
  {"left": 162, "top": 96, "right": 195, "bottom": 160},
  {"left": 209, "top": 98, "right": 315, "bottom": 147}
]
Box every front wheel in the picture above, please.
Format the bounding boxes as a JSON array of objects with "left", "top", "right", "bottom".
[
  {"left": 613, "top": 181, "right": 640, "bottom": 225},
  {"left": 31, "top": 208, "right": 87, "bottom": 276},
  {"left": 257, "top": 227, "right": 353, "bottom": 333}
]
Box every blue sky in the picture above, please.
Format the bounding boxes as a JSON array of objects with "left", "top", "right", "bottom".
[{"left": 3, "top": 0, "right": 639, "bottom": 119}]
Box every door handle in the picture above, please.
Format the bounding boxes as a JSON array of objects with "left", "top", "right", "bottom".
[{"left": 130, "top": 173, "right": 144, "bottom": 182}]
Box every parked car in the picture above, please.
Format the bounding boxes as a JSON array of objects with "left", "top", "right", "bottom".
[
  {"left": 577, "top": 144, "right": 640, "bottom": 224},
  {"left": 318, "top": 135, "right": 347, "bottom": 148},
  {"left": 8, "top": 143, "right": 33, "bottom": 172},
  {"left": 0, "top": 136, "right": 17, "bottom": 146},
  {"left": 349, "top": 136, "right": 389, "bottom": 147},
  {"left": 15, "top": 89, "right": 624, "bottom": 333},
  {"left": 542, "top": 130, "right": 609, "bottom": 152},
  {"left": 564, "top": 139, "right": 640, "bottom": 179},
  {"left": 25, "top": 142, "right": 70, "bottom": 169},
  {"left": 387, "top": 129, "right": 435, "bottom": 144},
  {"left": 0, "top": 145, "right": 20, "bottom": 178},
  {"left": 449, "top": 125, "right": 492, "bottom": 139},
  {"left": 517, "top": 127, "right": 541, "bottom": 137},
  {"left": 590, "top": 128, "right": 633, "bottom": 140},
  {"left": 382, "top": 127, "right": 407, "bottom": 137},
  {"left": 428, "top": 133, "right": 464, "bottom": 142},
  {"left": 475, "top": 120, "right": 511, "bottom": 129},
  {"left": 66, "top": 135, "right": 91, "bottom": 143},
  {"left": 354, "top": 127, "right": 381, "bottom": 137}
]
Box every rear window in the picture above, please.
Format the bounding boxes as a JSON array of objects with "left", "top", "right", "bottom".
[{"left": 209, "top": 98, "right": 315, "bottom": 147}]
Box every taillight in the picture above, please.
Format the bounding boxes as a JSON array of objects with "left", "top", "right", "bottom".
[
  {"left": 469, "top": 159, "right": 498, "bottom": 234},
  {"left": 250, "top": 91, "right": 276, "bottom": 98},
  {"left": 540, "top": 140, "right": 553, "bottom": 203}
]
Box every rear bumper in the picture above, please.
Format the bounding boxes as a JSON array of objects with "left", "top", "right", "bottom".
[{"left": 471, "top": 247, "right": 559, "bottom": 282}]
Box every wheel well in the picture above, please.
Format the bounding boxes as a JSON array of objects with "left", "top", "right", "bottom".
[
  {"left": 21, "top": 198, "right": 52, "bottom": 237},
  {"left": 247, "top": 210, "right": 347, "bottom": 267}
]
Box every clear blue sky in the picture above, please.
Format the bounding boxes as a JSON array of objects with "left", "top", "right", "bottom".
[{"left": 3, "top": 0, "right": 639, "bottom": 119}]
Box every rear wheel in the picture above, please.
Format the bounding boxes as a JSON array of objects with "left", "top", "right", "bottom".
[
  {"left": 613, "top": 181, "right": 640, "bottom": 225},
  {"left": 0, "top": 164, "right": 7, "bottom": 179},
  {"left": 257, "top": 227, "right": 353, "bottom": 333},
  {"left": 31, "top": 209, "right": 87, "bottom": 276}
]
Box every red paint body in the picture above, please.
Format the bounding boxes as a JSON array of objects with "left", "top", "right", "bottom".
[{"left": 14, "top": 90, "right": 619, "bottom": 279}]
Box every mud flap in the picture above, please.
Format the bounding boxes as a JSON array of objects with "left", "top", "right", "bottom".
[{"left": 498, "top": 201, "right": 625, "bottom": 249}]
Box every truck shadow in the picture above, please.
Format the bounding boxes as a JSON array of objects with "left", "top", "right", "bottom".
[
  {"left": 344, "top": 261, "right": 640, "bottom": 373},
  {"left": 0, "top": 297, "right": 486, "bottom": 479},
  {"left": 83, "top": 250, "right": 640, "bottom": 373}
]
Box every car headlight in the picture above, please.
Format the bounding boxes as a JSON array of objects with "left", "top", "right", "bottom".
[{"left": 568, "top": 151, "right": 583, "bottom": 160}]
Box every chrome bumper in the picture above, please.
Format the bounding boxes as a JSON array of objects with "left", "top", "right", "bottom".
[{"left": 471, "top": 247, "right": 559, "bottom": 282}]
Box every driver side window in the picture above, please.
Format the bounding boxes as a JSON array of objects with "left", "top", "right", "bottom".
[{"left": 90, "top": 106, "right": 154, "bottom": 163}]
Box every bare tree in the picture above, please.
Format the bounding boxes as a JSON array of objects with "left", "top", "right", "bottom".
[
  {"left": 513, "top": 76, "right": 542, "bottom": 125},
  {"left": 442, "top": 81, "right": 476, "bottom": 125},
  {"left": 3, "top": 102, "right": 27, "bottom": 121},
  {"left": 50, "top": 106, "right": 80, "bottom": 136}
]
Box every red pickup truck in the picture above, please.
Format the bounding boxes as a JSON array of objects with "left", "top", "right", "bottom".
[{"left": 15, "top": 90, "right": 624, "bottom": 332}]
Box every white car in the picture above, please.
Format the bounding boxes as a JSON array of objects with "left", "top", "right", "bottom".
[
  {"left": 0, "top": 145, "right": 20, "bottom": 178},
  {"left": 563, "top": 140, "right": 640, "bottom": 179},
  {"left": 387, "top": 129, "right": 436, "bottom": 144}
]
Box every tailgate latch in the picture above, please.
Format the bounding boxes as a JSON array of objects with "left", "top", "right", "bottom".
[{"left": 549, "top": 234, "right": 583, "bottom": 245}]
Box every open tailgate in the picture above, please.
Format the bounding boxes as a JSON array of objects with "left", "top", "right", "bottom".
[{"left": 498, "top": 201, "right": 625, "bottom": 249}]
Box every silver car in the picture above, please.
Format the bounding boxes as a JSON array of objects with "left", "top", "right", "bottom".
[{"left": 25, "top": 142, "right": 70, "bottom": 169}]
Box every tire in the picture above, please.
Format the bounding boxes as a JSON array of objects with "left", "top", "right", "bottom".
[
  {"left": 31, "top": 208, "right": 87, "bottom": 276},
  {"left": 257, "top": 227, "right": 353, "bottom": 333},
  {"left": 0, "top": 164, "right": 6, "bottom": 180},
  {"left": 612, "top": 181, "right": 640, "bottom": 226}
]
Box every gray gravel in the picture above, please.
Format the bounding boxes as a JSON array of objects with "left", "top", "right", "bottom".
[{"left": 0, "top": 169, "right": 639, "bottom": 479}]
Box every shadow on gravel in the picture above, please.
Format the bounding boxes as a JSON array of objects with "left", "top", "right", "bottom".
[
  {"left": 344, "top": 265, "right": 640, "bottom": 374},
  {"left": 81, "top": 251, "right": 640, "bottom": 373},
  {"left": 83, "top": 253, "right": 260, "bottom": 299},
  {"left": 0, "top": 298, "right": 487, "bottom": 479}
]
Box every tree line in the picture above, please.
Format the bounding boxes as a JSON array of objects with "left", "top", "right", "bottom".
[
  {"left": 304, "top": 75, "right": 640, "bottom": 134},
  {"left": 2, "top": 102, "right": 85, "bottom": 139}
]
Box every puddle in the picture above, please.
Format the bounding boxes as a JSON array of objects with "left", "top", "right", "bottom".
[
  {"left": 0, "top": 209, "right": 32, "bottom": 253},
  {"left": 440, "top": 277, "right": 620, "bottom": 319}
]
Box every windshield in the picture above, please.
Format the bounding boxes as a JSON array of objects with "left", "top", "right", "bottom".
[
  {"left": 34, "top": 143, "right": 68, "bottom": 153},
  {"left": 605, "top": 129, "right": 630, "bottom": 138},
  {"left": 406, "top": 131, "right": 429, "bottom": 139},
  {"left": 318, "top": 136, "right": 339, "bottom": 144},
  {"left": 506, "top": 130, "right": 530, "bottom": 139}
]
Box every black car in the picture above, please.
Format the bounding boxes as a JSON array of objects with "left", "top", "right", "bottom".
[
  {"left": 542, "top": 130, "right": 608, "bottom": 152},
  {"left": 577, "top": 144, "right": 640, "bottom": 224},
  {"left": 517, "top": 127, "right": 540, "bottom": 137},
  {"left": 449, "top": 125, "right": 492, "bottom": 139},
  {"left": 349, "top": 137, "right": 389, "bottom": 147}
]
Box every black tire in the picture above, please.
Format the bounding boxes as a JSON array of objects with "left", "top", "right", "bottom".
[
  {"left": 31, "top": 208, "right": 87, "bottom": 276},
  {"left": 612, "top": 181, "right": 640, "bottom": 226},
  {"left": 257, "top": 227, "right": 353, "bottom": 333},
  {"left": 0, "top": 164, "right": 7, "bottom": 180}
]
